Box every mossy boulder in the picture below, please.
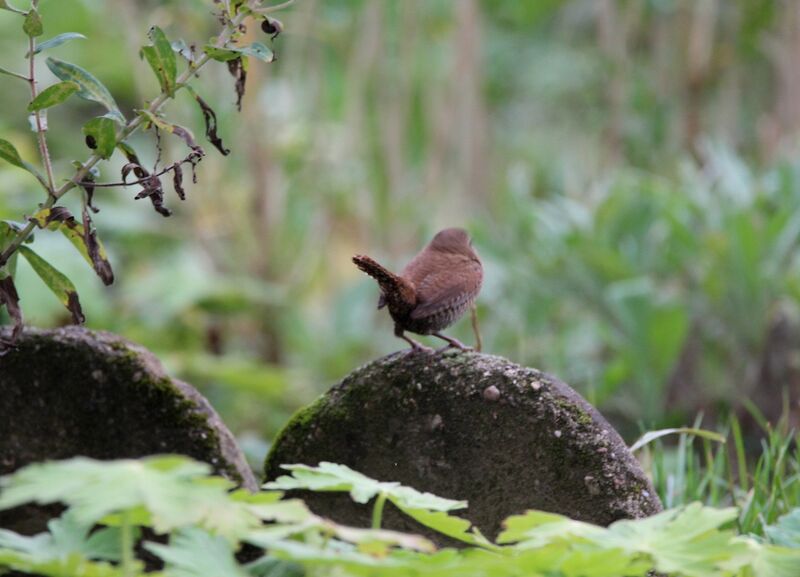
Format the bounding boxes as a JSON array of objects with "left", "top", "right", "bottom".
[
  {"left": 0, "top": 326, "right": 256, "bottom": 534},
  {"left": 264, "top": 350, "right": 662, "bottom": 541}
]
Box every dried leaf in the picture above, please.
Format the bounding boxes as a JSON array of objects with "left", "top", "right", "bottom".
[
  {"left": 190, "top": 90, "right": 230, "bottom": 155},
  {"left": 226, "top": 57, "right": 247, "bottom": 112},
  {"left": 172, "top": 163, "right": 185, "bottom": 200},
  {"left": 0, "top": 275, "right": 23, "bottom": 352}
]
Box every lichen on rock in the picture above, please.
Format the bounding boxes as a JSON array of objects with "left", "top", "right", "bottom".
[
  {"left": 265, "top": 350, "right": 662, "bottom": 542},
  {"left": 0, "top": 326, "right": 256, "bottom": 534}
]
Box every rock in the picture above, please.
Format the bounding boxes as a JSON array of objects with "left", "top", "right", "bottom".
[
  {"left": 264, "top": 350, "right": 661, "bottom": 542},
  {"left": 0, "top": 326, "right": 256, "bottom": 534}
]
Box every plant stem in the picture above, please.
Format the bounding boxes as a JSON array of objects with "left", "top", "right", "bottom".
[
  {"left": 371, "top": 492, "right": 388, "bottom": 530},
  {"left": 0, "top": 1, "right": 259, "bottom": 269},
  {"left": 27, "top": 23, "right": 56, "bottom": 194},
  {"left": 120, "top": 510, "right": 134, "bottom": 577}
]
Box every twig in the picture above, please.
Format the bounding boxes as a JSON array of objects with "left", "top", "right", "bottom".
[
  {"left": 27, "top": 2, "right": 57, "bottom": 195},
  {"left": 76, "top": 155, "right": 199, "bottom": 189},
  {"left": 0, "top": 0, "right": 260, "bottom": 269},
  {"left": 470, "top": 304, "right": 482, "bottom": 352}
]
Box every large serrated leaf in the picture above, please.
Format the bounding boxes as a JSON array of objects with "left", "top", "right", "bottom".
[
  {"left": 28, "top": 81, "right": 80, "bottom": 112},
  {"left": 82, "top": 117, "right": 116, "bottom": 159},
  {"left": 141, "top": 26, "right": 177, "bottom": 96},
  {"left": 766, "top": 508, "right": 800, "bottom": 549},
  {"left": 0, "top": 456, "right": 259, "bottom": 539},
  {"left": 18, "top": 246, "right": 84, "bottom": 325},
  {"left": 45, "top": 58, "right": 124, "bottom": 124},
  {"left": 30, "top": 32, "right": 86, "bottom": 56},
  {"left": 264, "top": 462, "right": 467, "bottom": 512}
]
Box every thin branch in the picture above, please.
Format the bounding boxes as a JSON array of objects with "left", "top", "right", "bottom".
[
  {"left": 76, "top": 156, "right": 199, "bottom": 189},
  {"left": 27, "top": 33, "right": 57, "bottom": 194},
  {"left": 1, "top": 68, "right": 31, "bottom": 81},
  {"left": 0, "top": 0, "right": 262, "bottom": 269}
]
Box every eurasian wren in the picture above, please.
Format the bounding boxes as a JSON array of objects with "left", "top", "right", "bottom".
[{"left": 352, "top": 228, "right": 483, "bottom": 352}]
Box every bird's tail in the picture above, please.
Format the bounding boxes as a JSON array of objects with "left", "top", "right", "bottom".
[{"left": 352, "top": 254, "right": 416, "bottom": 309}]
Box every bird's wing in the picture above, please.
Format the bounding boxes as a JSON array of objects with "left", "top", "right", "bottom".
[{"left": 410, "top": 259, "right": 482, "bottom": 320}]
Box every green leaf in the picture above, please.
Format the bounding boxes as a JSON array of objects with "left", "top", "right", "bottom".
[
  {"left": 0, "top": 550, "right": 126, "bottom": 577},
  {"left": 18, "top": 245, "right": 84, "bottom": 324},
  {"left": 630, "top": 427, "right": 727, "bottom": 453},
  {"left": 0, "top": 222, "right": 20, "bottom": 279},
  {"left": 0, "top": 456, "right": 259, "bottom": 539},
  {"left": 204, "top": 42, "right": 275, "bottom": 63},
  {"left": 45, "top": 57, "right": 124, "bottom": 123},
  {"left": 138, "top": 110, "right": 199, "bottom": 150},
  {"left": 264, "top": 462, "right": 467, "bottom": 511},
  {"left": 22, "top": 9, "right": 43, "bottom": 37},
  {"left": 27, "top": 206, "right": 114, "bottom": 285},
  {"left": 140, "top": 26, "right": 177, "bottom": 97},
  {"left": 0, "top": 138, "right": 31, "bottom": 170},
  {"left": 766, "top": 508, "right": 800, "bottom": 549},
  {"left": 28, "top": 81, "right": 80, "bottom": 112},
  {"left": 146, "top": 528, "right": 249, "bottom": 577},
  {"left": 0, "top": 511, "right": 131, "bottom": 562},
  {"left": 0, "top": 138, "right": 48, "bottom": 189},
  {"left": 82, "top": 117, "right": 117, "bottom": 159},
  {"left": 0, "top": 0, "right": 25, "bottom": 14},
  {"left": 30, "top": 32, "right": 86, "bottom": 55}
]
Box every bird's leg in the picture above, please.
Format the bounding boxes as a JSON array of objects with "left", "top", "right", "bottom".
[
  {"left": 432, "top": 332, "right": 472, "bottom": 351},
  {"left": 395, "top": 325, "right": 433, "bottom": 354}
]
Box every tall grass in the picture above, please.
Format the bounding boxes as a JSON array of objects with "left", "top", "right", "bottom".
[{"left": 639, "top": 413, "right": 800, "bottom": 535}]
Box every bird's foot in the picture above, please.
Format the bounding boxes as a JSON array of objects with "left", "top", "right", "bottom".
[
  {"left": 407, "top": 343, "right": 435, "bottom": 355},
  {"left": 432, "top": 333, "right": 472, "bottom": 352}
]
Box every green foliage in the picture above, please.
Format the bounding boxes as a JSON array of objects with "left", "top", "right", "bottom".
[
  {"left": 0, "top": 0, "right": 284, "bottom": 351},
  {"left": 27, "top": 81, "right": 80, "bottom": 111},
  {"left": 204, "top": 42, "right": 275, "bottom": 63},
  {"left": 45, "top": 57, "right": 124, "bottom": 123},
  {"left": 29, "top": 32, "right": 85, "bottom": 55},
  {"left": 642, "top": 416, "right": 800, "bottom": 535},
  {"left": 18, "top": 245, "right": 84, "bottom": 323},
  {"left": 0, "top": 138, "right": 46, "bottom": 186},
  {"left": 766, "top": 509, "right": 800, "bottom": 549},
  {"left": 1, "top": 456, "right": 799, "bottom": 577},
  {"left": 81, "top": 116, "right": 116, "bottom": 159},
  {"left": 22, "top": 8, "right": 42, "bottom": 37},
  {"left": 140, "top": 26, "right": 177, "bottom": 97}
]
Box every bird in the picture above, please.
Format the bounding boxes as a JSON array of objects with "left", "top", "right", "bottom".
[{"left": 352, "top": 228, "right": 483, "bottom": 353}]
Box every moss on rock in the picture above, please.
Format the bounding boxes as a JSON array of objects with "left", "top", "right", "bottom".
[
  {"left": 0, "top": 326, "right": 256, "bottom": 534},
  {"left": 264, "top": 350, "right": 662, "bottom": 542}
]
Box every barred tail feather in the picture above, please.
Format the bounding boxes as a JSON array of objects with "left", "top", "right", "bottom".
[{"left": 352, "top": 254, "right": 416, "bottom": 309}]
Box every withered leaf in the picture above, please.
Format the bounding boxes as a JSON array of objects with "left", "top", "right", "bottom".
[
  {"left": 227, "top": 57, "right": 247, "bottom": 112},
  {"left": 81, "top": 206, "right": 114, "bottom": 285},
  {"left": 67, "top": 291, "right": 85, "bottom": 324},
  {"left": 172, "top": 163, "right": 185, "bottom": 200},
  {"left": 192, "top": 92, "right": 230, "bottom": 155},
  {"left": 0, "top": 275, "right": 22, "bottom": 352}
]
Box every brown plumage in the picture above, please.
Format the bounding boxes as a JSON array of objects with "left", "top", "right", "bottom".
[{"left": 352, "top": 228, "right": 483, "bottom": 352}]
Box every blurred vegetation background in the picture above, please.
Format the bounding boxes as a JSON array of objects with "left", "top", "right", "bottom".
[{"left": 2, "top": 0, "right": 800, "bottom": 467}]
